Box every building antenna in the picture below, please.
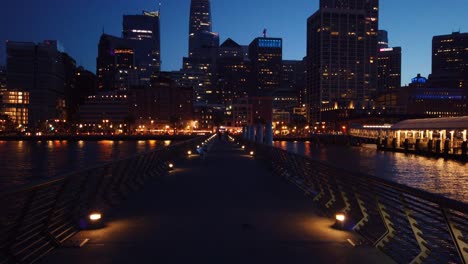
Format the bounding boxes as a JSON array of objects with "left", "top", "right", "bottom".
[
  {"left": 263, "top": 28, "right": 267, "bottom": 38},
  {"left": 158, "top": 0, "right": 162, "bottom": 14}
]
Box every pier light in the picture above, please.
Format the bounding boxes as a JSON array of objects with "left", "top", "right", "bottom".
[
  {"left": 187, "top": 150, "right": 192, "bottom": 155},
  {"left": 334, "top": 212, "right": 347, "bottom": 230},
  {"left": 335, "top": 213, "right": 345, "bottom": 222},
  {"left": 80, "top": 210, "right": 105, "bottom": 229},
  {"left": 168, "top": 163, "right": 174, "bottom": 171},
  {"left": 242, "top": 145, "right": 246, "bottom": 150},
  {"left": 250, "top": 151, "right": 255, "bottom": 156},
  {"left": 89, "top": 213, "right": 102, "bottom": 222}
]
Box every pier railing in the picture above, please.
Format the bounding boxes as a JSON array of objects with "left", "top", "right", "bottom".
[
  {"left": 243, "top": 140, "right": 468, "bottom": 264},
  {"left": 0, "top": 136, "right": 208, "bottom": 264}
]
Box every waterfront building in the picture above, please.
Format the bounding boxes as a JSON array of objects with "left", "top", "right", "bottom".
[
  {"left": 123, "top": 10, "right": 161, "bottom": 81},
  {"left": 6, "top": 40, "right": 71, "bottom": 128},
  {"left": 373, "top": 116, "right": 468, "bottom": 156},
  {"left": 306, "top": 0, "right": 379, "bottom": 123},
  {"left": 248, "top": 37, "right": 282, "bottom": 96},
  {"left": 77, "top": 92, "right": 130, "bottom": 133},
  {"left": 430, "top": 32, "right": 467, "bottom": 89},
  {"left": 137, "top": 76, "right": 194, "bottom": 128},
  {"left": 405, "top": 87, "right": 468, "bottom": 118}
]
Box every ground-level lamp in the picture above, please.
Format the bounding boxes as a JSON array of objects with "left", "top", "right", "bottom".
[
  {"left": 249, "top": 151, "right": 255, "bottom": 156},
  {"left": 335, "top": 212, "right": 347, "bottom": 229},
  {"left": 80, "top": 210, "right": 104, "bottom": 229},
  {"left": 89, "top": 212, "right": 102, "bottom": 222},
  {"left": 168, "top": 162, "right": 175, "bottom": 171}
]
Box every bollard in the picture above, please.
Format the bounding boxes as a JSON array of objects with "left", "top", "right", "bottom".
[
  {"left": 265, "top": 122, "right": 273, "bottom": 146},
  {"left": 436, "top": 139, "right": 441, "bottom": 154},
  {"left": 256, "top": 124, "right": 263, "bottom": 144},
  {"left": 248, "top": 125, "right": 255, "bottom": 142}
]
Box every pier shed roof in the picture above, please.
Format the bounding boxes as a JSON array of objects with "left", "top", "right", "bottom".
[{"left": 392, "top": 116, "right": 468, "bottom": 130}]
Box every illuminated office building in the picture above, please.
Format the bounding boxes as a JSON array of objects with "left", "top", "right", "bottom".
[
  {"left": 217, "top": 38, "right": 249, "bottom": 104},
  {"left": 123, "top": 10, "right": 161, "bottom": 81},
  {"left": 430, "top": 32, "right": 467, "bottom": 89},
  {"left": 282, "top": 59, "right": 306, "bottom": 105},
  {"left": 306, "top": 0, "right": 379, "bottom": 123},
  {"left": 248, "top": 37, "right": 283, "bottom": 96},
  {"left": 97, "top": 34, "right": 138, "bottom": 91},
  {"left": 6, "top": 40, "right": 69, "bottom": 127},
  {"left": 377, "top": 30, "right": 401, "bottom": 97},
  {"left": 0, "top": 66, "right": 6, "bottom": 110}
]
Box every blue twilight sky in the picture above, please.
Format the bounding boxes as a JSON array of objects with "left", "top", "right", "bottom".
[{"left": 0, "top": 0, "right": 467, "bottom": 86}]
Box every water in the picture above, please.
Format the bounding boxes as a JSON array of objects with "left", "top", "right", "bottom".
[
  {"left": 0, "top": 140, "right": 171, "bottom": 190},
  {"left": 274, "top": 141, "right": 468, "bottom": 203},
  {"left": 1, "top": 140, "right": 466, "bottom": 203}
]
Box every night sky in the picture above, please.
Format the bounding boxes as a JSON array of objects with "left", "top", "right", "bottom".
[{"left": 0, "top": 0, "right": 467, "bottom": 85}]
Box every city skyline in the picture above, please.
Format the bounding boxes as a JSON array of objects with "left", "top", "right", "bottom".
[{"left": 0, "top": 0, "right": 467, "bottom": 86}]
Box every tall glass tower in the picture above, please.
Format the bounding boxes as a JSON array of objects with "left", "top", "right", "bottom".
[
  {"left": 188, "top": 0, "right": 218, "bottom": 57},
  {"left": 184, "top": 0, "right": 219, "bottom": 105},
  {"left": 123, "top": 10, "right": 161, "bottom": 82}
]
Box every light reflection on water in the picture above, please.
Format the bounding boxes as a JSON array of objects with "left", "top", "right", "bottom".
[
  {"left": 0, "top": 140, "right": 170, "bottom": 190},
  {"left": 274, "top": 141, "right": 468, "bottom": 203}
]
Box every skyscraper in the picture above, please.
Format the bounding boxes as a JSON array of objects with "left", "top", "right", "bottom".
[
  {"left": 377, "top": 30, "right": 401, "bottom": 95},
  {"left": 306, "top": 0, "right": 379, "bottom": 123},
  {"left": 217, "top": 38, "right": 249, "bottom": 104},
  {"left": 97, "top": 34, "right": 137, "bottom": 91},
  {"left": 123, "top": 10, "right": 161, "bottom": 80},
  {"left": 248, "top": 37, "right": 283, "bottom": 96},
  {"left": 183, "top": 0, "right": 220, "bottom": 105},
  {"left": 430, "top": 32, "right": 467, "bottom": 89},
  {"left": 378, "top": 30, "right": 389, "bottom": 49},
  {"left": 188, "top": 0, "right": 218, "bottom": 57}
]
